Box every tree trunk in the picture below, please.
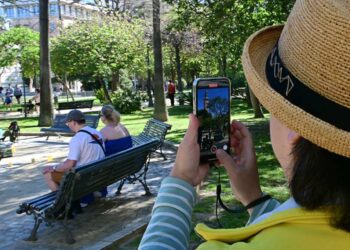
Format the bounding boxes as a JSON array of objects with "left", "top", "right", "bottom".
[
  {"left": 146, "top": 45, "right": 154, "bottom": 107},
  {"left": 29, "top": 77, "right": 33, "bottom": 92},
  {"left": 152, "top": 0, "right": 168, "bottom": 121},
  {"left": 248, "top": 87, "right": 264, "bottom": 118},
  {"left": 111, "top": 71, "right": 119, "bottom": 91},
  {"left": 39, "top": 0, "right": 54, "bottom": 126},
  {"left": 99, "top": 77, "right": 112, "bottom": 103},
  {"left": 63, "top": 74, "right": 74, "bottom": 101},
  {"left": 175, "top": 43, "right": 183, "bottom": 92}
]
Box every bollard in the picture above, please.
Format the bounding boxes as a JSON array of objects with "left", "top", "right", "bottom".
[{"left": 31, "top": 158, "right": 36, "bottom": 164}]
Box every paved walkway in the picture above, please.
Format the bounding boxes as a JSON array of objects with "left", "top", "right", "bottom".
[{"left": 0, "top": 136, "right": 177, "bottom": 249}]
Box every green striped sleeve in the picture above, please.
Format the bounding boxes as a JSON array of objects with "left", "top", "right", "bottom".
[
  {"left": 246, "top": 198, "right": 280, "bottom": 225},
  {"left": 139, "top": 176, "right": 196, "bottom": 250}
]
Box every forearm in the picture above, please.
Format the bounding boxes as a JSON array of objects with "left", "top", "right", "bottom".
[
  {"left": 55, "top": 159, "right": 76, "bottom": 172},
  {"left": 139, "top": 176, "right": 196, "bottom": 250}
]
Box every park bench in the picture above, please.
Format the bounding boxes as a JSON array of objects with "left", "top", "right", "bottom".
[
  {"left": 57, "top": 99, "right": 94, "bottom": 111},
  {"left": 16, "top": 139, "right": 160, "bottom": 244},
  {"left": 40, "top": 114, "right": 100, "bottom": 140},
  {"left": 132, "top": 118, "right": 172, "bottom": 160}
]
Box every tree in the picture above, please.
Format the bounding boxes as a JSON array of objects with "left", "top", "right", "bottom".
[
  {"left": 152, "top": 0, "right": 167, "bottom": 121},
  {"left": 164, "top": 0, "right": 296, "bottom": 117},
  {"left": 51, "top": 16, "right": 146, "bottom": 102},
  {"left": 39, "top": 0, "right": 54, "bottom": 126},
  {"left": 0, "top": 26, "right": 40, "bottom": 83}
]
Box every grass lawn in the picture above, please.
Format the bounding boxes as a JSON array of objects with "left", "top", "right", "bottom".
[
  {"left": 1, "top": 97, "right": 287, "bottom": 248},
  {"left": 113, "top": 99, "right": 288, "bottom": 249}
]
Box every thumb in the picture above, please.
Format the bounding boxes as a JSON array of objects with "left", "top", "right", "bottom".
[
  {"left": 183, "top": 114, "right": 199, "bottom": 142},
  {"left": 216, "top": 149, "right": 236, "bottom": 175}
]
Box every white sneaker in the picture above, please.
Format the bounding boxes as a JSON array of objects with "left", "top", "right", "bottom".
[{"left": 80, "top": 202, "right": 88, "bottom": 208}]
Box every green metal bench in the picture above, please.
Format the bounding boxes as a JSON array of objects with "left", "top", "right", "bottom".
[
  {"left": 57, "top": 99, "right": 94, "bottom": 111},
  {"left": 40, "top": 114, "right": 100, "bottom": 140},
  {"left": 132, "top": 118, "right": 172, "bottom": 160},
  {"left": 16, "top": 139, "right": 159, "bottom": 244}
]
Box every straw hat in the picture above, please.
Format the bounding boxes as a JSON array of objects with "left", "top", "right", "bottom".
[{"left": 241, "top": 0, "right": 350, "bottom": 157}]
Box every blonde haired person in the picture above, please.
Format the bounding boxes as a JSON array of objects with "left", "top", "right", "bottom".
[
  {"left": 100, "top": 105, "right": 132, "bottom": 156},
  {"left": 91, "top": 105, "right": 132, "bottom": 200},
  {"left": 139, "top": 0, "right": 350, "bottom": 249}
]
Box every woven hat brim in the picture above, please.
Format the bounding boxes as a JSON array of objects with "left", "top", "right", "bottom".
[{"left": 241, "top": 25, "right": 350, "bottom": 157}]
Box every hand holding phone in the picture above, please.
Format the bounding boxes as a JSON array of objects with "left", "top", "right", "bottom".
[{"left": 193, "top": 77, "right": 231, "bottom": 162}]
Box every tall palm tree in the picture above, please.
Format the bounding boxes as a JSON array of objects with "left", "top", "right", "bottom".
[
  {"left": 39, "top": 0, "right": 54, "bottom": 126},
  {"left": 152, "top": 0, "right": 168, "bottom": 121}
]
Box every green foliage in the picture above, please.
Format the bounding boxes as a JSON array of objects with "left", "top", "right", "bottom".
[
  {"left": 51, "top": 15, "right": 147, "bottom": 88},
  {"left": 177, "top": 91, "right": 193, "bottom": 106},
  {"left": 164, "top": 0, "right": 295, "bottom": 77},
  {"left": 111, "top": 88, "right": 147, "bottom": 114},
  {"left": 94, "top": 88, "right": 105, "bottom": 104},
  {"left": 0, "top": 26, "right": 39, "bottom": 78}
]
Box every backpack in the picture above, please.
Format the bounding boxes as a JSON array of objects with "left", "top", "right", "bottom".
[{"left": 8, "top": 121, "right": 20, "bottom": 142}]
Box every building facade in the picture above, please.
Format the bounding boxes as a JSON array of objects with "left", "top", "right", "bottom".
[{"left": 0, "top": 0, "right": 98, "bottom": 90}]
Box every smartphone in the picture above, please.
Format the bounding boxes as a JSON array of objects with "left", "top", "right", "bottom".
[{"left": 193, "top": 77, "right": 231, "bottom": 162}]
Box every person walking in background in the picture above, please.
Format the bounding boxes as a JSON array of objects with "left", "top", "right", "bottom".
[
  {"left": 139, "top": 0, "right": 350, "bottom": 249},
  {"left": 4, "top": 88, "right": 13, "bottom": 110},
  {"left": 167, "top": 80, "right": 176, "bottom": 106},
  {"left": 14, "top": 85, "right": 22, "bottom": 104},
  {"left": 0, "top": 86, "right": 4, "bottom": 104},
  {"left": 31, "top": 88, "right": 40, "bottom": 113}
]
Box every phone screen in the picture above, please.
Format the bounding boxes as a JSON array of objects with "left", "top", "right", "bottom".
[{"left": 196, "top": 83, "right": 230, "bottom": 161}]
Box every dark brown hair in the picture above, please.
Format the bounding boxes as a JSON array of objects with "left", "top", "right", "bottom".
[{"left": 290, "top": 138, "right": 350, "bottom": 232}]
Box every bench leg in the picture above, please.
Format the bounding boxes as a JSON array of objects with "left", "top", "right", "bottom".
[
  {"left": 138, "top": 178, "right": 151, "bottom": 196},
  {"left": 25, "top": 217, "right": 42, "bottom": 241},
  {"left": 115, "top": 178, "right": 126, "bottom": 195},
  {"left": 140, "top": 157, "right": 152, "bottom": 196}
]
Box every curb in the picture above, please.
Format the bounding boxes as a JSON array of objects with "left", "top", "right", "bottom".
[{"left": 101, "top": 223, "right": 148, "bottom": 250}]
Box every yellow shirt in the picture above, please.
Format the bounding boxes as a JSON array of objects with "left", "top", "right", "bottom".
[{"left": 195, "top": 208, "right": 350, "bottom": 250}]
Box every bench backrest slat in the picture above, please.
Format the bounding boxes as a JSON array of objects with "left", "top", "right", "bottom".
[
  {"left": 46, "top": 139, "right": 159, "bottom": 215},
  {"left": 58, "top": 100, "right": 94, "bottom": 110},
  {"left": 49, "top": 114, "right": 99, "bottom": 129},
  {"left": 139, "top": 119, "right": 171, "bottom": 142}
]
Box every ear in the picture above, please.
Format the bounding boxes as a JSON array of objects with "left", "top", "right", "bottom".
[{"left": 287, "top": 130, "right": 301, "bottom": 146}]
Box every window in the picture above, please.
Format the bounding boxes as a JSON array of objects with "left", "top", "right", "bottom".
[
  {"left": 17, "top": 6, "right": 31, "bottom": 18},
  {"left": 33, "top": 5, "right": 39, "bottom": 16},
  {"left": 61, "top": 5, "right": 65, "bottom": 15},
  {"left": 6, "top": 7, "right": 15, "bottom": 18},
  {"left": 69, "top": 6, "right": 72, "bottom": 16},
  {"left": 49, "top": 4, "right": 58, "bottom": 16}
]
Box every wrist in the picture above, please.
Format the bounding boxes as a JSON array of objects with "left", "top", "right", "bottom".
[
  {"left": 170, "top": 171, "right": 193, "bottom": 186},
  {"left": 245, "top": 194, "right": 272, "bottom": 210}
]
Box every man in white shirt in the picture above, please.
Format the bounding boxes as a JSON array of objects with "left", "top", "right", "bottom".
[{"left": 43, "top": 110, "right": 105, "bottom": 191}]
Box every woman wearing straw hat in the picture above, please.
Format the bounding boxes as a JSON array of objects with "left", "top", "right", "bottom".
[{"left": 139, "top": 0, "right": 350, "bottom": 249}]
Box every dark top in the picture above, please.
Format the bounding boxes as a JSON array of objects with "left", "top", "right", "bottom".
[{"left": 105, "top": 136, "right": 133, "bottom": 156}]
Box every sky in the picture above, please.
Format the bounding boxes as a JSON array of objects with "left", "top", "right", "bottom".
[{"left": 197, "top": 87, "right": 229, "bottom": 111}]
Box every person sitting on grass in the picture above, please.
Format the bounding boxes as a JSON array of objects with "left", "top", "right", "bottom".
[{"left": 139, "top": 0, "right": 350, "bottom": 249}]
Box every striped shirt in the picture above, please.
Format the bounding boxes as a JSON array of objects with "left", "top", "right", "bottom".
[{"left": 139, "top": 177, "right": 290, "bottom": 250}]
